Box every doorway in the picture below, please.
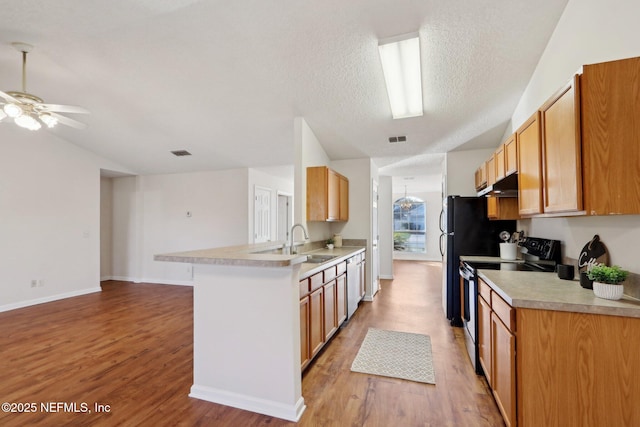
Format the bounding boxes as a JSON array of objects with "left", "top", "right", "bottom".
[{"left": 277, "top": 192, "right": 292, "bottom": 242}]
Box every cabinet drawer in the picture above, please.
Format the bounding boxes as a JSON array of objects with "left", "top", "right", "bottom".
[
  {"left": 336, "top": 261, "right": 346, "bottom": 276},
  {"left": 309, "top": 272, "right": 324, "bottom": 291},
  {"left": 479, "top": 279, "right": 492, "bottom": 304},
  {"left": 324, "top": 265, "right": 337, "bottom": 282},
  {"left": 299, "top": 279, "right": 310, "bottom": 298},
  {"left": 491, "top": 291, "right": 515, "bottom": 331}
]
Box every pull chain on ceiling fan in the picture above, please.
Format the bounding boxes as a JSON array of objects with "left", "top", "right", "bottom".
[{"left": 0, "top": 42, "right": 89, "bottom": 131}]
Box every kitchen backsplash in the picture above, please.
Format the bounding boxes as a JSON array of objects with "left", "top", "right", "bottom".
[{"left": 565, "top": 256, "right": 640, "bottom": 300}]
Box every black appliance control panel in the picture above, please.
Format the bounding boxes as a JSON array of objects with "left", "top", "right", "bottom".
[{"left": 518, "top": 237, "right": 561, "bottom": 263}]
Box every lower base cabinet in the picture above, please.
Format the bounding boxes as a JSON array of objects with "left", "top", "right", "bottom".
[
  {"left": 300, "top": 261, "right": 348, "bottom": 371},
  {"left": 480, "top": 278, "right": 640, "bottom": 426}
]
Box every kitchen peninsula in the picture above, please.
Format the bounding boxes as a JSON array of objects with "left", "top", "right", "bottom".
[{"left": 155, "top": 242, "right": 364, "bottom": 422}]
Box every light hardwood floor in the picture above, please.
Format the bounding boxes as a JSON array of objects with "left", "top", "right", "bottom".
[{"left": 0, "top": 261, "right": 504, "bottom": 426}]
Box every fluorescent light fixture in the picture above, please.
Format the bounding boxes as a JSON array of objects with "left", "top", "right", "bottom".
[{"left": 378, "top": 33, "right": 423, "bottom": 119}]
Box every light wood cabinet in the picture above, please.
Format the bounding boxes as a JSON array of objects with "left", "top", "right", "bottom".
[
  {"left": 475, "top": 162, "right": 488, "bottom": 191},
  {"left": 487, "top": 196, "right": 520, "bottom": 220},
  {"left": 299, "top": 296, "right": 310, "bottom": 370},
  {"left": 479, "top": 279, "right": 516, "bottom": 427},
  {"left": 309, "top": 287, "right": 324, "bottom": 358},
  {"left": 517, "top": 112, "right": 543, "bottom": 215},
  {"left": 540, "top": 76, "right": 583, "bottom": 213},
  {"left": 300, "top": 260, "right": 349, "bottom": 370},
  {"left": 487, "top": 154, "right": 497, "bottom": 187},
  {"left": 495, "top": 144, "right": 506, "bottom": 182},
  {"left": 505, "top": 134, "right": 518, "bottom": 176},
  {"left": 307, "top": 166, "right": 349, "bottom": 222},
  {"left": 581, "top": 57, "right": 640, "bottom": 215}
]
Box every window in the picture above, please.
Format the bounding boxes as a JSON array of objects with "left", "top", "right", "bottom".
[{"left": 393, "top": 197, "right": 426, "bottom": 253}]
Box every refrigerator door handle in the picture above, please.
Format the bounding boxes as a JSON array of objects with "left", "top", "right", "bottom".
[
  {"left": 439, "top": 209, "right": 444, "bottom": 232},
  {"left": 439, "top": 233, "right": 445, "bottom": 256}
]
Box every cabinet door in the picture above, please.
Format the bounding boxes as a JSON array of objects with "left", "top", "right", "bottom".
[
  {"left": 327, "top": 169, "right": 340, "bottom": 221},
  {"left": 495, "top": 144, "right": 506, "bottom": 181},
  {"left": 487, "top": 196, "right": 498, "bottom": 219},
  {"left": 478, "top": 295, "right": 492, "bottom": 386},
  {"left": 487, "top": 154, "right": 496, "bottom": 186},
  {"left": 336, "top": 274, "right": 347, "bottom": 326},
  {"left": 307, "top": 166, "right": 329, "bottom": 221},
  {"left": 339, "top": 175, "right": 349, "bottom": 221},
  {"left": 492, "top": 312, "right": 517, "bottom": 427},
  {"left": 323, "top": 280, "right": 337, "bottom": 341},
  {"left": 505, "top": 134, "right": 517, "bottom": 176},
  {"left": 541, "top": 76, "right": 582, "bottom": 213},
  {"left": 300, "top": 297, "right": 310, "bottom": 370},
  {"left": 517, "top": 112, "right": 543, "bottom": 215},
  {"left": 309, "top": 287, "right": 324, "bottom": 357}
]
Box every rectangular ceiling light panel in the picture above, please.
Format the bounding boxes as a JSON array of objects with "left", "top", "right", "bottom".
[{"left": 378, "top": 33, "right": 423, "bottom": 119}]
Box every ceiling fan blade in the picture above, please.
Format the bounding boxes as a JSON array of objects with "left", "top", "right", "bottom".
[
  {"left": 50, "top": 112, "right": 87, "bottom": 129},
  {"left": 0, "top": 90, "right": 21, "bottom": 104},
  {"left": 37, "top": 103, "right": 90, "bottom": 114}
]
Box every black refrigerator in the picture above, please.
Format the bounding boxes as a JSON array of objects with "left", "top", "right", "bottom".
[{"left": 439, "top": 196, "right": 516, "bottom": 326}]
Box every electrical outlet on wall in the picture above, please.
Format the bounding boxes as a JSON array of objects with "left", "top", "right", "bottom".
[{"left": 31, "top": 279, "right": 38, "bottom": 288}]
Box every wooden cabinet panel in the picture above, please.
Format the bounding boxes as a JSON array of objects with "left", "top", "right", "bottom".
[
  {"left": 541, "top": 76, "right": 583, "bottom": 213},
  {"left": 327, "top": 169, "right": 340, "bottom": 221},
  {"left": 581, "top": 57, "right": 640, "bottom": 215},
  {"left": 517, "top": 112, "right": 543, "bottom": 215},
  {"left": 495, "top": 144, "right": 506, "bottom": 181},
  {"left": 299, "top": 297, "right": 310, "bottom": 370},
  {"left": 306, "top": 166, "right": 349, "bottom": 222},
  {"left": 479, "top": 279, "right": 492, "bottom": 303},
  {"left": 475, "top": 162, "right": 488, "bottom": 191},
  {"left": 339, "top": 175, "right": 349, "bottom": 221},
  {"left": 478, "top": 294, "right": 492, "bottom": 386},
  {"left": 323, "top": 280, "right": 337, "bottom": 341},
  {"left": 487, "top": 154, "right": 497, "bottom": 186},
  {"left": 309, "top": 287, "right": 324, "bottom": 357},
  {"left": 491, "top": 291, "right": 515, "bottom": 331},
  {"left": 336, "top": 274, "right": 347, "bottom": 326},
  {"left": 323, "top": 265, "right": 337, "bottom": 283},
  {"left": 505, "top": 134, "right": 518, "bottom": 176},
  {"left": 299, "top": 279, "right": 309, "bottom": 298},
  {"left": 492, "top": 312, "right": 516, "bottom": 427},
  {"left": 309, "top": 272, "right": 323, "bottom": 292},
  {"left": 486, "top": 196, "right": 520, "bottom": 220}
]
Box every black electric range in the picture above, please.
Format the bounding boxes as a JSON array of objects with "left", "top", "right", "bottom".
[{"left": 459, "top": 237, "right": 561, "bottom": 375}]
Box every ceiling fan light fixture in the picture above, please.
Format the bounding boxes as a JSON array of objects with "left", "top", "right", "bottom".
[
  {"left": 15, "top": 114, "right": 42, "bottom": 131},
  {"left": 3, "top": 103, "right": 23, "bottom": 118},
  {"left": 378, "top": 33, "right": 424, "bottom": 120},
  {"left": 0, "top": 110, "right": 6, "bottom": 121},
  {"left": 40, "top": 113, "right": 58, "bottom": 128}
]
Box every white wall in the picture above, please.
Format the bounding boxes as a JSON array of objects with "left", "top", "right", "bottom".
[
  {"left": 508, "top": 0, "right": 640, "bottom": 272},
  {"left": 110, "top": 169, "right": 250, "bottom": 285},
  {"left": 0, "top": 126, "right": 132, "bottom": 312},
  {"left": 445, "top": 149, "right": 493, "bottom": 197}
]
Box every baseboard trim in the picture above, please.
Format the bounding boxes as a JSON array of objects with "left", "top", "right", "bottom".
[
  {"left": 189, "top": 384, "right": 305, "bottom": 422},
  {"left": 102, "top": 276, "right": 194, "bottom": 286},
  {"left": 0, "top": 287, "right": 102, "bottom": 313},
  {"left": 379, "top": 274, "right": 394, "bottom": 280}
]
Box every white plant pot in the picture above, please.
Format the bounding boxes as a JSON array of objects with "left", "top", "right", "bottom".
[{"left": 593, "top": 281, "right": 624, "bottom": 300}]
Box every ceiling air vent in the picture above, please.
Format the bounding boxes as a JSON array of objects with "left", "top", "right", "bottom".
[
  {"left": 388, "top": 136, "right": 407, "bottom": 144},
  {"left": 171, "top": 150, "right": 192, "bottom": 157}
]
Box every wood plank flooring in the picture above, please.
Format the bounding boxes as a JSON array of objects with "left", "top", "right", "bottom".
[{"left": 0, "top": 261, "right": 504, "bottom": 426}]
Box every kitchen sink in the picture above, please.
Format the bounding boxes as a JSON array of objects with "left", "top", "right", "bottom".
[{"left": 304, "top": 254, "right": 336, "bottom": 264}]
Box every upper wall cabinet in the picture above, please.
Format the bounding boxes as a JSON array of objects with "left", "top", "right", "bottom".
[
  {"left": 517, "top": 112, "right": 543, "bottom": 215},
  {"left": 581, "top": 57, "right": 640, "bottom": 215},
  {"left": 307, "top": 166, "right": 349, "bottom": 222},
  {"left": 540, "top": 75, "right": 583, "bottom": 214},
  {"left": 504, "top": 134, "right": 517, "bottom": 176}
]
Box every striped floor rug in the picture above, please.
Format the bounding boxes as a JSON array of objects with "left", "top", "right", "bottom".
[{"left": 350, "top": 328, "right": 436, "bottom": 384}]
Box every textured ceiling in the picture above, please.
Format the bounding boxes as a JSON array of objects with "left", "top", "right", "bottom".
[{"left": 0, "top": 0, "right": 569, "bottom": 176}]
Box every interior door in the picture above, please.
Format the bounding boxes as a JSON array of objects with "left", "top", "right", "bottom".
[
  {"left": 371, "top": 180, "right": 379, "bottom": 297},
  {"left": 276, "top": 193, "right": 292, "bottom": 242},
  {"left": 254, "top": 186, "right": 271, "bottom": 243}
]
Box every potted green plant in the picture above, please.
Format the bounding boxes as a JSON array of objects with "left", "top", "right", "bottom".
[
  {"left": 326, "top": 238, "right": 335, "bottom": 250},
  {"left": 587, "top": 264, "right": 628, "bottom": 300}
]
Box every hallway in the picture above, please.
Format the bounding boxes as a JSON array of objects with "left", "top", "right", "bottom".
[{"left": 0, "top": 261, "right": 504, "bottom": 426}]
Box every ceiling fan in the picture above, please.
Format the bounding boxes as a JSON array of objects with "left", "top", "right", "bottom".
[{"left": 0, "top": 42, "right": 89, "bottom": 131}]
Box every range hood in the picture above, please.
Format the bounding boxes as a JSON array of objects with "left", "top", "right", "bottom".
[{"left": 477, "top": 173, "right": 518, "bottom": 198}]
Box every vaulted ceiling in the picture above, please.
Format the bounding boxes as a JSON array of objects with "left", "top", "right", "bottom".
[{"left": 0, "top": 0, "right": 568, "bottom": 177}]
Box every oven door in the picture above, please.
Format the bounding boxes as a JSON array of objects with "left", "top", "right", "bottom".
[{"left": 459, "top": 262, "right": 480, "bottom": 373}]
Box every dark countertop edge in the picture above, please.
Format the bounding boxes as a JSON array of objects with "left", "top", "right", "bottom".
[{"left": 478, "top": 270, "right": 640, "bottom": 319}]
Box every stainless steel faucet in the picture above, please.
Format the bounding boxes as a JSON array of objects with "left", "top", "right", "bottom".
[{"left": 289, "top": 223, "right": 309, "bottom": 254}]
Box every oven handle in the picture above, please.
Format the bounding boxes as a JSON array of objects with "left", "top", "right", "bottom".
[{"left": 459, "top": 265, "right": 474, "bottom": 281}]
